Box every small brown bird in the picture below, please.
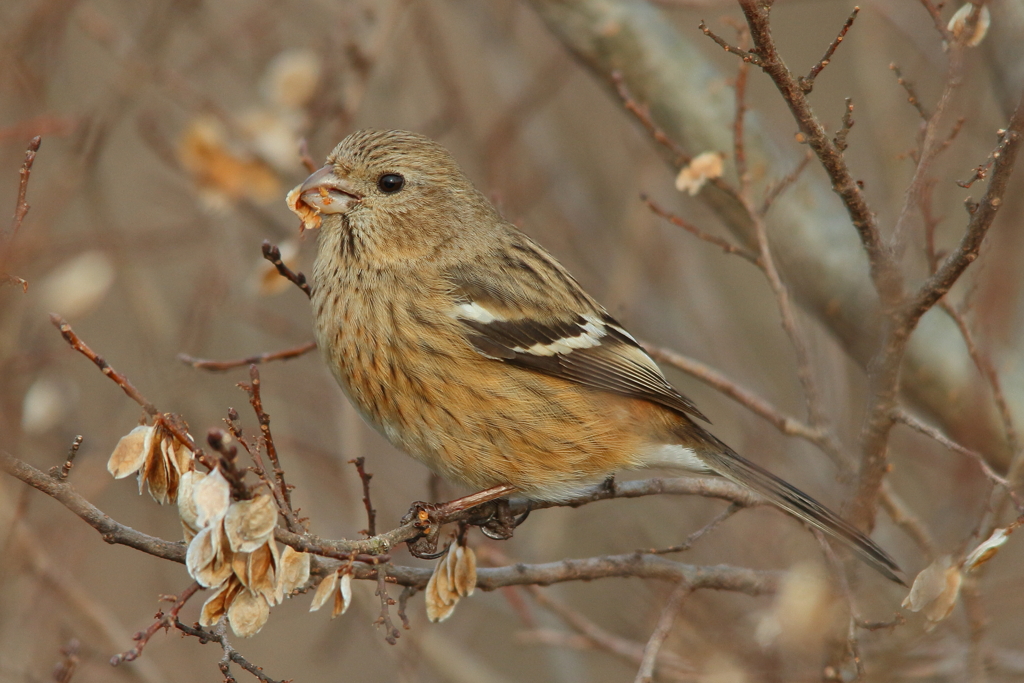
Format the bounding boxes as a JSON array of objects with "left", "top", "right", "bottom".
[{"left": 289, "top": 129, "right": 903, "bottom": 584}]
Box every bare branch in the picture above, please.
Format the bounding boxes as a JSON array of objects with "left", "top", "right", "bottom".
[
  {"left": 350, "top": 457, "right": 378, "bottom": 536},
  {"left": 174, "top": 620, "right": 283, "bottom": 683},
  {"left": 178, "top": 341, "right": 317, "bottom": 372},
  {"left": 261, "top": 240, "right": 312, "bottom": 298},
  {"left": 111, "top": 582, "right": 202, "bottom": 666},
  {"left": 634, "top": 581, "right": 691, "bottom": 683},
  {"left": 799, "top": 6, "right": 860, "bottom": 93},
  {"left": 643, "top": 195, "right": 759, "bottom": 264},
  {"left": 1, "top": 135, "right": 41, "bottom": 291},
  {"left": 50, "top": 314, "right": 158, "bottom": 417}
]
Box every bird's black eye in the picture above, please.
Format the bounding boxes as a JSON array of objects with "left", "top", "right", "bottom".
[{"left": 377, "top": 173, "right": 405, "bottom": 193}]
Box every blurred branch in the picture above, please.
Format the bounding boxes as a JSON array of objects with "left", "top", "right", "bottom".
[
  {"left": 178, "top": 341, "right": 317, "bottom": 372},
  {"left": 522, "top": 586, "right": 694, "bottom": 680},
  {"left": 526, "top": 0, "right": 1023, "bottom": 474},
  {"left": 634, "top": 581, "right": 691, "bottom": 683},
  {"left": 174, "top": 620, "right": 283, "bottom": 683},
  {"left": 1, "top": 136, "right": 41, "bottom": 291}
]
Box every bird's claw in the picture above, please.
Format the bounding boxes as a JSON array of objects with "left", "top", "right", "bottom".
[{"left": 402, "top": 501, "right": 445, "bottom": 559}]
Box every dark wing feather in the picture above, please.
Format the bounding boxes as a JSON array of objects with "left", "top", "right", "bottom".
[{"left": 444, "top": 246, "right": 709, "bottom": 423}]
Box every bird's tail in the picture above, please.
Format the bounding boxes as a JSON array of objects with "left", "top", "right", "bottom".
[{"left": 689, "top": 430, "right": 905, "bottom": 585}]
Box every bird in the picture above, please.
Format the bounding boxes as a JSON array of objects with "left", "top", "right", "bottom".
[{"left": 287, "top": 128, "right": 904, "bottom": 584}]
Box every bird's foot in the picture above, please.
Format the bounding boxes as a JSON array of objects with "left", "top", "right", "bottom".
[{"left": 400, "top": 484, "right": 519, "bottom": 558}]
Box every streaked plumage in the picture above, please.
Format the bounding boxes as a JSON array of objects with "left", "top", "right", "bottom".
[{"left": 291, "top": 129, "right": 904, "bottom": 584}]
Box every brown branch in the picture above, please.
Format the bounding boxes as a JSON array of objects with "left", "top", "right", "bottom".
[
  {"left": 890, "top": 62, "right": 930, "bottom": 121},
  {"left": 893, "top": 409, "right": 1011, "bottom": 492},
  {"left": 50, "top": 435, "right": 84, "bottom": 481},
  {"left": 261, "top": 240, "right": 312, "bottom": 299},
  {"left": 918, "top": 0, "right": 953, "bottom": 41},
  {"left": 50, "top": 314, "right": 158, "bottom": 417},
  {"left": 905, "top": 108, "right": 1024, "bottom": 331},
  {"left": 643, "top": 342, "right": 830, "bottom": 443},
  {"left": 241, "top": 366, "right": 303, "bottom": 532},
  {"left": 732, "top": 1, "right": 899, "bottom": 303},
  {"left": 0, "top": 452, "right": 187, "bottom": 563},
  {"left": 373, "top": 565, "right": 401, "bottom": 645},
  {"left": 350, "top": 457, "right": 377, "bottom": 536},
  {"left": 174, "top": 620, "right": 283, "bottom": 683},
  {"left": 612, "top": 71, "right": 689, "bottom": 165},
  {"left": 891, "top": 44, "right": 966, "bottom": 254},
  {"left": 4, "top": 446, "right": 774, "bottom": 598},
  {"left": 110, "top": 582, "right": 202, "bottom": 666},
  {"left": 52, "top": 639, "right": 79, "bottom": 683},
  {"left": 1, "top": 135, "right": 41, "bottom": 291},
  {"left": 759, "top": 151, "right": 812, "bottom": 216},
  {"left": 799, "top": 6, "right": 860, "bottom": 93},
  {"left": 634, "top": 581, "right": 691, "bottom": 683},
  {"left": 879, "top": 481, "right": 935, "bottom": 560},
  {"left": 698, "top": 20, "right": 762, "bottom": 66},
  {"left": 646, "top": 502, "right": 741, "bottom": 555},
  {"left": 298, "top": 137, "right": 317, "bottom": 174},
  {"left": 833, "top": 98, "right": 855, "bottom": 153},
  {"left": 178, "top": 341, "right": 317, "bottom": 372},
  {"left": 643, "top": 196, "right": 759, "bottom": 264},
  {"left": 522, "top": 586, "right": 694, "bottom": 680}
]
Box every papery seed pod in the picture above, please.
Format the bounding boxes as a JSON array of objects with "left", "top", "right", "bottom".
[
  {"left": 107, "top": 425, "right": 154, "bottom": 479},
  {"left": 452, "top": 544, "right": 477, "bottom": 598},
  {"left": 187, "top": 524, "right": 234, "bottom": 588},
  {"left": 276, "top": 547, "right": 311, "bottom": 602},
  {"left": 193, "top": 468, "right": 231, "bottom": 528},
  {"left": 228, "top": 587, "right": 271, "bottom": 638},
  {"left": 200, "top": 577, "right": 242, "bottom": 627},
  {"left": 902, "top": 555, "right": 963, "bottom": 626},
  {"left": 224, "top": 494, "right": 277, "bottom": 553},
  {"left": 334, "top": 571, "right": 353, "bottom": 618},
  {"left": 310, "top": 571, "right": 339, "bottom": 612},
  {"left": 177, "top": 470, "right": 206, "bottom": 536}
]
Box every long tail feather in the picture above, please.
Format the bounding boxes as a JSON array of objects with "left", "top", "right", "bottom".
[{"left": 693, "top": 432, "right": 905, "bottom": 585}]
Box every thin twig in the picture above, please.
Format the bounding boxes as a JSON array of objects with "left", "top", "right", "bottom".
[
  {"left": 643, "top": 342, "right": 833, "bottom": 449},
  {"left": 374, "top": 565, "right": 401, "bottom": 645},
  {"left": 50, "top": 435, "right": 84, "bottom": 481},
  {"left": 350, "top": 457, "right": 377, "bottom": 536},
  {"left": 800, "top": 6, "right": 860, "bottom": 93},
  {"left": 879, "top": 481, "right": 935, "bottom": 558},
  {"left": 178, "top": 341, "right": 317, "bottom": 372},
  {"left": 759, "top": 151, "right": 812, "bottom": 216},
  {"left": 893, "top": 409, "right": 1012, "bottom": 491},
  {"left": 261, "top": 240, "right": 312, "bottom": 298},
  {"left": 52, "top": 639, "right": 80, "bottom": 683},
  {"left": 298, "top": 138, "right": 318, "bottom": 174},
  {"left": 634, "top": 580, "right": 691, "bottom": 683},
  {"left": 611, "top": 71, "right": 690, "bottom": 165},
  {"left": 111, "top": 582, "right": 202, "bottom": 665},
  {"left": 174, "top": 620, "right": 283, "bottom": 683},
  {"left": 698, "top": 20, "right": 762, "bottom": 66},
  {"left": 2, "top": 135, "right": 41, "bottom": 290},
  {"left": 241, "top": 366, "right": 303, "bottom": 532},
  {"left": 50, "top": 314, "right": 158, "bottom": 417},
  {"left": 890, "top": 63, "right": 930, "bottom": 121},
  {"left": 643, "top": 196, "right": 759, "bottom": 264},
  {"left": 646, "top": 502, "right": 741, "bottom": 555},
  {"left": 833, "top": 98, "right": 855, "bottom": 153},
  {"left": 524, "top": 586, "right": 694, "bottom": 679}
]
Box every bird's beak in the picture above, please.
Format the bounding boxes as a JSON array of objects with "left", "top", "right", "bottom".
[{"left": 286, "top": 165, "right": 362, "bottom": 231}]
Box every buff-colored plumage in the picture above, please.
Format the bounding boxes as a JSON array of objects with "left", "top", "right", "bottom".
[{"left": 292, "top": 129, "right": 904, "bottom": 584}]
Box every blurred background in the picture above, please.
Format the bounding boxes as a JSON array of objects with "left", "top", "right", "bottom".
[{"left": 1, "top": 0, "right": 1022, "bottom": 681}]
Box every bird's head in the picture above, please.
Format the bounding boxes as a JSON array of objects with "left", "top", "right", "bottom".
[{"left": 288, "top": 129, "right": 495, "bottom": 261}]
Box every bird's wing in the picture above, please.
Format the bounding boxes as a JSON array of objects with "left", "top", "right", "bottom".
[{"left": 442, "top": 238, "right": 708, "bottom": 423}]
